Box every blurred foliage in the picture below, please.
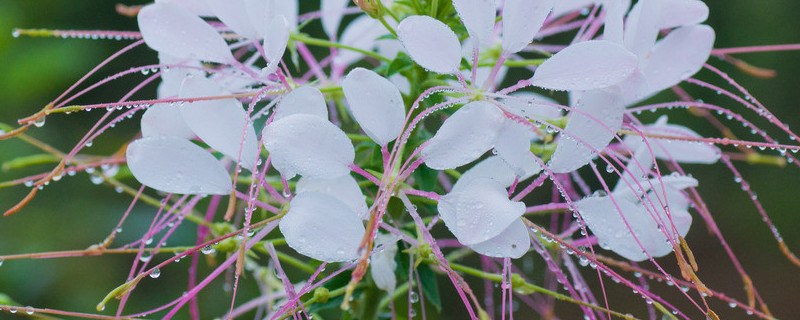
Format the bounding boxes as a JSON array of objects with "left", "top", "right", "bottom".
[{"left": 0, "top": 0, "right": 799, "bottom": 319}]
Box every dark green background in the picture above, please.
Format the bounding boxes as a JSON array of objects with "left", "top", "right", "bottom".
[{"left": 1, "top": 1, "right": 799, "bottom": 319}]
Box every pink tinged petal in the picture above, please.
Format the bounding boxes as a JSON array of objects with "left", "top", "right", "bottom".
[
  {"left": 262, "top": 114, "right": 355, "bottom": 179},
  {"left": 617, "top": 69, "right": 652, "bottom": 105},
  {"left": 603, "top": 0, "right": 626, "bottom": 44},
  {"left": 370, "top": 234, "right": 400, "bottom": 292},
  {"left": 614, "top": 142, "right": 655, "bottom": 193},
  {"left": 397, "top": 15, "right": 462, "bottom": 74},
  {"left": 452, "top": 0, "right": 497, "bottom": 47},
  {"left": 274, "top": 86, "right": 329, "bottom": 121},
  {"left": 321, "top": 0, "right": 351, "bottom": 38},
  {"left": 438, "top": 178, "right": 526, "bottom": 245},
  {"left": 126, "top": 136, "right": 232, "bottom": 195},
  {"left": 296, "top": 175, "right": 368, "bottom": 219},
  {"left": 548, "top": 89, "right": 624, "bottom": 173},
  {"left": 342, "top": 68, "right": 406, "bottom": 146},
  {"left": 205, "top": 0, "right": 259, "bottom": 39},
  {"left": 179, "top": 76, "right": 259, "bottom": 170},
  {"left": 141, "top": 103, "right": 195, "bottom": 139},
  {"left": 279, "top": 192, "right": 365, "bottom": 262},
  {"left": 468, "top": 220, "right": 530, "bottom": 258},
  {"left": 452, "top": 156, "right": 518, "bottom": 193},
  {"left": 531, "top": 40, "right": 637, "bottom": 91},
  {"left": 495, "top": 120, "right": 543, "bottom": 178},
  {"left": 658, "top": 0, "right": 708, "bottom": 29},
  {"left": 623, "top": 0, "right": 662, "bottom": 57},
  {"left": 501, "top": 0, "right": 555, "bottom": 54},
  {"left": 263, "top": 15, "right": 291, "bottom": 73},
  {"left": 422, "top": 101, "right": 506, "bottom": 170},
  {"left": 137, "top": 3, "right": 234, "bottom": 64},
  {"left": 640, "top": 25, "right": 715, "bottom": 96}
]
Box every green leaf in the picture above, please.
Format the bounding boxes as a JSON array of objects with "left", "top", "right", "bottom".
[
  {"left": 412, "top": 165, "right": 438, "bottom": 191},
  {"left": 417, "top": 264, "right": 442, "bottom": 312},
  {"left": 386, "top": 52, "right": 415, "bottom": 77},
  {"left": 2, "top": 153, "right": 59, "bottom": 171}
]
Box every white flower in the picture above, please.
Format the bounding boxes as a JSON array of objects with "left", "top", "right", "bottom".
[{"left": 370, "top": 234, "right": 399, "bottom": 292}]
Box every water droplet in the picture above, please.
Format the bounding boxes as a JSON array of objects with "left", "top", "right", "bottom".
[
  {"left": 201, "top": 245, "right": 215, "bottom": 255},
  {"left": 149, "top": 267, "right": 161, "bottom": 278},
  {"left": 24, "top": 180, "right": 34, "bottom": 187},
  {"left": 90, "top": 175, "right": 104, "bottom": 185},
  {"left": 409, "top": 291, "right": 419, "bottom": 303},
  {"left": 25, "top": 306, "right": 34, "bottom": 315},
  {"left": 9, "top": 308, "right": 17, "bottom": 313},
  {"left": 116, "top": 227, "right": 123, "bottom": 233},
  {"left": 33, "top": 117, "right": 45, "bottom": 127},
  {"left": 85, "top": 140, "right": 94, "bottom": 147},
  {"left": 605, "top": 164, "right": 614, "bottom": 173},
  {"left": 728, "top": 302, "right": 736, "bottom": 308},
  {"left": 282, "top": 188, "right": 292, "bottom": 198},
  {"left": 141, "top": 68, "right": 150, "bottom": 75},
  {"left": 145, "top": 238, "right": 154, "bottom": 245},
  {"left": 115, "top": 186, "right": 124, "bottom": 193},
  {"left": 139, "top": 254, "right": 152, "bottom": 262},
  {"left": 0, "top": 259, "right": 4, "bottom": 267}
]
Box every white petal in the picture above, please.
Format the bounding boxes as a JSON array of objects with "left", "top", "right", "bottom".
[
  {"left": 263, "top": 15, "right": 291, "bottom": 72},
  {"left": 640, "top": 25, "right": 715, "bottom": 96},
  {"left": 157, "top": 0, "right": 215, "bottom": 16},
  {"left": 614, "top": 143, "right": 655, "bottom": 194},
  {"left": 336, "top": 16, "right": 393, "bottom": 66},
  {"left": 126, "top": 136, "right": 232, "bottom": 195},
  {"left": 267, "top": 0, "right": 298, "bottom": 29},
  {"left": 397, "top": 15, "right": 462, "bottom": 74},
  {"left": 453, "top": 0, "right": 496, "bottom": 47},
  {"left": 531, "top": 40, "right": 637, "bottom": 91},
  {"left": 157, "top": 54, "right": 204, "bottom": 99},
  {"left": 501, "top": 0, "right": 555, "bottom": 54},
  {"left": 551, "top": 0, "right": 595, "bottom": 17},
  {"left": 370, "top": 234, "right": 399, "bottom": 292},
  {"left": 179, "top": 76, "right": 260, "bottom": 170},
  {"left": 422, "top": 101, "right": 506, "bottom": 170},
  {"left": 548, "top": 89, "right": 624, "bottom": 173},
  {"left": 452, "top": 156, "right": 518, "bottom": 193},
  {"left": 141, "top": 103, "right": 195, "bottom": 139},
  {"left": 495, "top": 120, "right": 543, "bottom": 177},
  {"left": 342, "top": 68, "right": 406, "bottom": 146},
  {"left": 274, "top": 86, "right": 329, "bottom": 121},
  {"left": 623, "top": 0, "right": 662, "bottom": 58},
  {"left": 603, "top": 0, "right": 626, "bottom": 44},
  {"left": 262, "top": 114, "right": 355, "bottom": 179},
  {"left": 624, "top": 116, "right": 720, "bottom": 164},
  {"left": 500, "top": 92, "right": 563, "bottom": 120},
  {"left": 138, "top": 3, "right": 234, "bottom": 64},
  {"left": 321, "top": 0, "right": 351, "bottom": 38},
  {"left": 468, "top": 220, "right": 530, "bottom": 258},
  {"left": 658, "top": 0, "right": 708, "bottom": 29},
  {"left": 205, "top": 0, "right": 259, "bottom": 39},
  {"left": 296, "top": 175, "right": 368, "bottom": 219},
  {"left": 279, "top": 192, "right": 365, "bottom": 262},
  {"left": 438, "top": 178, "right": 526, "bottom": 245}
]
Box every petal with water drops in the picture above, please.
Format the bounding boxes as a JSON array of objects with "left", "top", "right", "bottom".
[
  {"left": 279, "top": 192, "right": 365, "bottom": 262},
  {"left": 342, "top": 68, "right": 406, "bottom": 146},
  {"left": 658, "top": 0, "right": 708, "bottom": 29},
  {"left": 397, "top": 15, "right": 462, "bottom": 74},
  {"left": 262, "top": 114, "right": 355, "bottom": 179},
  {"left": 422, "top": 101, "right": 506, "bottom": 170},
  {"left": 494, "top": 120, "right": 543, "bottom": 178},
  {"left": 205, "top": 0, "right": 259, "bottom": 39},
  {"left": 138, "top": 3, "right": 234, "bottom": 64},
  {"left": 370, "top": 234, "right": 400, "bottom": 292},
  {"left": 179, "top": 76, "right": 260, "bottom": 170},
  {"left": 453, "top": 0, "right": 496, "bottom": 47},
  {"left": 452, "top": 156, "right": 518, "bottom": 193},
  {"left": 548, "top": 89, "right": 624, "bottom": 173},
  {"left": 274, "top": 86, "right": 329, "bottom": 121},
  {"left": 531, "top": 40, "right": 637, "bottom": 91},
  {"left": 126, "top": 136, "right": 232, "bottom": 195},
  {"left": 501, "top": 0, "right": 555, "bottom": 54},
  {"left": 468, "top": 219, "right": 530, "bottom": 258},
  {"left": 141, "top": 103, "right": 195, "bottom": 139},
  {"left": 438, "top": 178, "right": 526, "bottom": 246},
  {"left": 296, "top": 175, "right": 368, "bottom": 219},
  {"left": 640, "top": 25, "right": 715, "bottom": 97}
]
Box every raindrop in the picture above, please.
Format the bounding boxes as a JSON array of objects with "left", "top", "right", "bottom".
[
  {"left": 90, "top": 175, "right": 104, "bottom": 185},
  {"left": 141, "top": 69, "right": 150, "bottom": 75},
  {"left": 0, "top": 259, "right": 4, "bottom": 267},
  {"left": 149, "top": 267, "right": 161, "bottom": 278},
  {"left": 201, "top": 245, "right": 215, "bottom": 255},
  {"left": 33, "top": 117, "right": 46, "bottom": 127},
  {"left": 116, "top": 227, "right": 123, "bottom": 233},
  {"left": 139, "top": 254, "right": 152, "bottom": 262},
  {"left": 605, "top": 164, "right": 614, "bottom": 173},
  {"left": 115, "top": 186, "right": 124, "bottom": 193},
  {"left": 9, "top": 308, "right": 17, "bottom": 314},
  {"left": 85, "top": 140, "right": 94, "bottom": 147},
  {"left": 145, "top": 238, "right": 154, "bottom": 245},
  {"left": 282, "top": 188, "right": 292, "bottom": 198},
  {"left": 24, "top": 180, "right": 34, "bottom": 187},
  {"left": 409, "top": 291, "right": 419, "bottom": 303},
  {"left": 728, "top": 302, "right": 736, "bottom": 308},
  {"left": 25, "top": 306, "right": 34, "bottom": 315}
]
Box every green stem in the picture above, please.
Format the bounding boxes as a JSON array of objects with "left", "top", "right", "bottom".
[{"left": 291, "top": 33, "right": 391, "bottom": 63}]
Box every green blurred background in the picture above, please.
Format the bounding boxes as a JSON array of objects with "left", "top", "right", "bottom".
[{"left": 1, "top": 1, "right": 799, "bottom": 319}]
